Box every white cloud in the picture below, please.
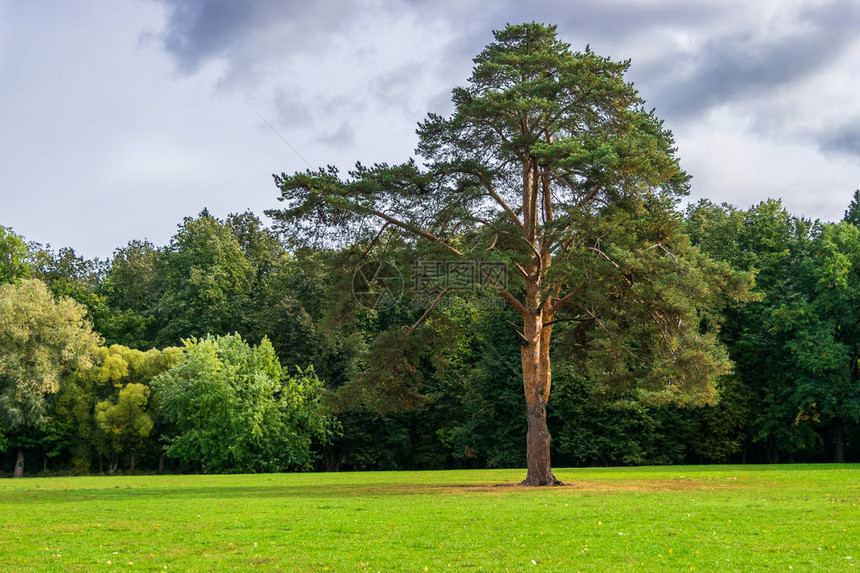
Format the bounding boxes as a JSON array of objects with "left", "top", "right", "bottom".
[{"left": 678, "top": 108, "right": 860, "bottom": 218}]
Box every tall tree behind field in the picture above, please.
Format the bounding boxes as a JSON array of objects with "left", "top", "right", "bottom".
[
  {"left": 95, "top": 211, "right": 292, "bottom": 351},
  {"left": 682, "top": 199, "right": 860, "bottom": 462},
  {"left": 0, "top": 279, "right": 100, "bottom": 476},
  {"left": 98, "top": 240, "right": 162, "bottom": 348},
  {"left": 153, "top": 211, "right": 256, "bottom": 346},
  {"left": 95, "top": 383, "right": 153, "bottom": 475},
  {"left": 270, "top": 23, "right": 752, "bottom": 484},
  {"left": 151, "top": 334, "right": 333, "bottom": 473},
  {"left": 30, "top": 246, "right": 108, "bottom": 311},
  {"left": 56, "top": 344, "right": 181, "bottom": 474},
  {"left": 781, "top": 220, "right": 860, "bottom": 461}
]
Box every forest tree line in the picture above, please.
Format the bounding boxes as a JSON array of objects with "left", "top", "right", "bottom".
[
  {"left": 2, "top": 193, "right": 860, "bottom": 476},
  {"left": 3, "top": 24, "right": 860, "bottom": 477}
]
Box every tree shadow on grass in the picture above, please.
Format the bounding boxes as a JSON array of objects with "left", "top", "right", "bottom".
[{"left": 0, "top": 477, "right": 718, "bottom": 505}]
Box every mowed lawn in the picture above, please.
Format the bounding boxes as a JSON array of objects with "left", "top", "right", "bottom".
[{"left": 0, "top": 465, "right": 858, "bottom": 571}]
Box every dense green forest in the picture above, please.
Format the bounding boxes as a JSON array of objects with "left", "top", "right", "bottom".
[
  {"left": 2, "top": 24, "right": 859, "bottom": 476},
  {"left": 3, "top": 194, "right": 859, "bottom": 476}
]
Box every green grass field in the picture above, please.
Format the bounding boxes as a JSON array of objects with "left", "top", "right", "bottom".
[{"left": 0, "top": 465, "right": 857, "bottom": 571}]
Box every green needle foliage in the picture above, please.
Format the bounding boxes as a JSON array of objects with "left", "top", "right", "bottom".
[{"left": 269, "top": 23, "right": 753, "bottom": 483}]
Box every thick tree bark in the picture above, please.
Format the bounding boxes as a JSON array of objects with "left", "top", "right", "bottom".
[
  {"left": 109, "top": 453, "right": 118, "bottom": 476},
  {"left": 129, "top": 451, "right": 136, "bottom": 475},
  {"left": 157, "top": 453, "right": 165, "bottom": 475},
  {"left": 516, "top": 149, "right": 563, "bottom": 486},
  {"left": 13, "top": 447, "right": 24, "bottom": 478},
  {"left": 520, "top": 310, "right": 562, "bottom": 486}
]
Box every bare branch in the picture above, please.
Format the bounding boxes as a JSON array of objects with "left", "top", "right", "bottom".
[
  {"left": 588, "top": 245, "right": 621, "bottom": 271},
  {"left": 360, "top": 205, "right": 464, "bottom": 257},
  {"left": 507, "top": 320, "right": 528, "bottom": 344},
  {"left": 543, "top": 315, "right": 594, "bottom": 327},
  {"left": 513, "top": 262, "right": 529, "bottom": 279},
  {"left": 403, "top": 289, "right": 451, "bottom": 336},
  {"left": 485, "top": 185, "right": 524, "bottom": 229},
  {"left": 487, "top": 278, "right": 528, "bottom": 317},
  {"left": 358, "top": 222, "right": 390, "bottom": 260},
  {"left": 550, "top": 280, "right": 588, "bottom": 313},
  {"left": 575, "top": 184, "right": 603, "bottom": 209},
  {"left": 521, "top": 236, "right": 542, "bottom": 259}
]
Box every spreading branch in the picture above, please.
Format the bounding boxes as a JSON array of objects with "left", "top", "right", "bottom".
[
  {"left": 550, "top": 280, "right": 588, "bottom": 313},
  {"left": 355, "top": 204, "right": 464, "bottom": 257},
  {"left": 403, "top": 289, "right": 451, "bottom": 336},
  {"left": 486, "top": 185, "right": 524, "bottom": 229},
  {"left": 488, "top": 278, "right": 528, "bottom": 317}
]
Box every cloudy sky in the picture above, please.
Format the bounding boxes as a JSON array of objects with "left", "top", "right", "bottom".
[{"left": 3, "top": 0, "right": 860, "bottom": 260}]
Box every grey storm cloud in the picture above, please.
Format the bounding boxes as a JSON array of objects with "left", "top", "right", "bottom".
[
  {"left": 654, "top": 0, "right": 860, "bottom": 121},
  {"left": 5, "top": 0, "right": 860, "bottom": 263},
  {"left": 152, "top": 0, "right": 860, "bottom": 144},
  {"left": 158, "top": 0, "right": 365, "bottom": 75},
  {"left": 316, "top": 122, "right": 357, "bottom": 150},
  {"left": 157, "top": 0, "right": 847, "bottom": 119},
  {"left": 155, "top": 0, "right": 724, "bottom": 77},
  {"left": 152, "top": 0, "right": 860, "bottom": 170},
  {"left": 160, "top": 0, "right": 277, "bottom": 72},
  {"left": 821, "top": 123, "right": 860, "bottom": 157}
]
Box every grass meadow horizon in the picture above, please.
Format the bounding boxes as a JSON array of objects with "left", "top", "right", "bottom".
[{"left": 1, "top": 464, "right": 858, "bottom": 571}]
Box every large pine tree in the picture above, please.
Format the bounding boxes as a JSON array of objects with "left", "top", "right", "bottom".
[{"left": 269, "top": 23, "right": 749, "bottom": 484}]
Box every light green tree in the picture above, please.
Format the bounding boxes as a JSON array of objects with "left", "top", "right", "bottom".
[
  {"left": 95, "top": 383, "right": 154, "bottom": 474},
  {"left": 0, "top": 226, "right": 31, "bottom": 284},
  {"left": 58, "top": 344, "right": 181, "bottom": 473},
  {"left": 0, "top": 279, "right": 100, "bottom": 476}
]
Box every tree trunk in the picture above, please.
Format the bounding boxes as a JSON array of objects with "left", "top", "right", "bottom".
[
  {"left": 109, "top": 453, "right": 118, "bottom": 476},
  {"left": 129, "top": 451, "right": 136, "bottom": 475},
  {"left": 520, "top": 311, "right": 561, "bottom": 486},
  {"left": 98, "top": 455, "right": 104, "bottom": 474},
  {"left": 323, "top": 448, "right": 343, "bottom": 472},
  {"left": 13, "top": 447, "right": 24, "bottom": 478},
  {"left": 157, "top": 453, "right": 165, "bottom": 475},
  {"left": 833, "top": 418, "right": 845, "bottom": 463}
]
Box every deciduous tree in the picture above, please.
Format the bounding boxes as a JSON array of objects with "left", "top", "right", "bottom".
[
  {"left": 151, "top": 334, "right": 332, "bottom": 473},
  {"left": 0, "top": 226, "right": 31, "bottom": 284},
  {"left": 95, "top": 383, "right": 153, "bottom": 474},
  {"left": 0, "top": 279, "right": 100, "bottom": 476}
]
